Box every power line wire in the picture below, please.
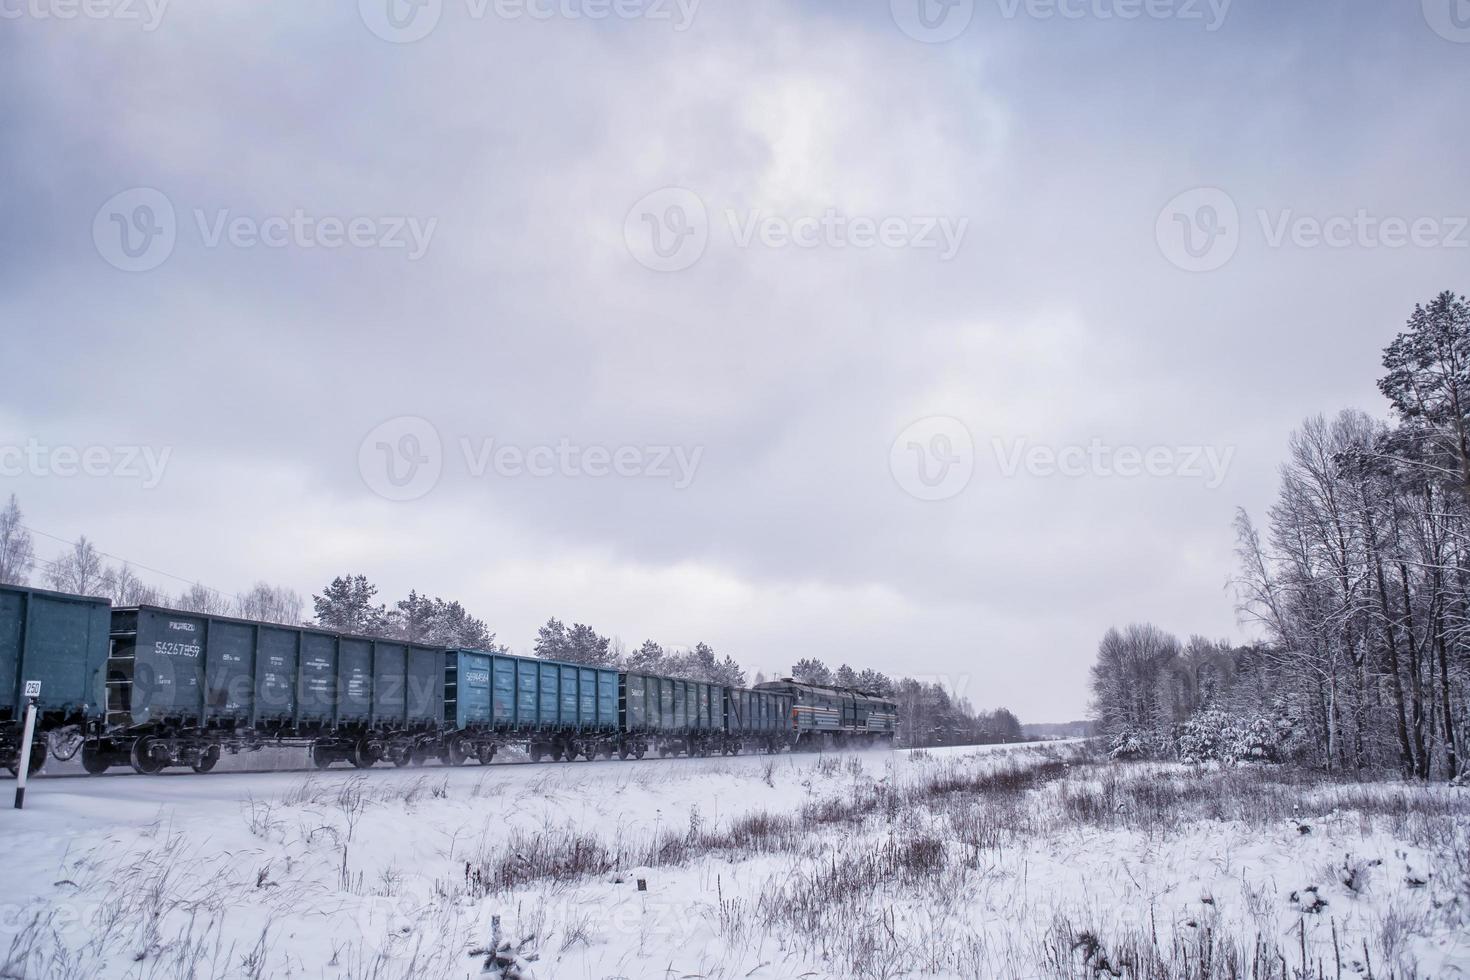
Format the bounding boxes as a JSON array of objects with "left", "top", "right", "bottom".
[{"left": 19, "top": 523, "right": 242, "bottom": 604}]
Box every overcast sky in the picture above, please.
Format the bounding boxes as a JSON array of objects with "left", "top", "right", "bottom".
[{"left": 2, "top": 0, "right": 1466, "bottom": 721}]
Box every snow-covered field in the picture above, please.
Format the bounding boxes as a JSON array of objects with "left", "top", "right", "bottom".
[{"left": 2, "top": 743, "right": 1467, "bottom": 979}]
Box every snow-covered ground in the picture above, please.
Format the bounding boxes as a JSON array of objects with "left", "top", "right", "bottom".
[{"left": 2, "top": 743, "right": 1467, "bottom": 979}]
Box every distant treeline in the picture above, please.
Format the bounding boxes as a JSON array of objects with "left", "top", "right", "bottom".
[{"left": 0, "top": 530, "right": 1023, "bottom": 745}]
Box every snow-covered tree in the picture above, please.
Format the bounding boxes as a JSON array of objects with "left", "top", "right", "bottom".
[
  {"left": 791, "top": 658, "right": 833, "bottom": 686},
  {"left": 313, "top": 574, "right": 388, "bottom": 633}
]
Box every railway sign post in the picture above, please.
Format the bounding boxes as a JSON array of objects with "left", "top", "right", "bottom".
[{"left": 14, "top": 681, "right": 41, "bottom": 810}]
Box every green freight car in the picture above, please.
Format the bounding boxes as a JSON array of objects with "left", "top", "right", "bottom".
[
  {"left": 96, "top": 605, "right": 443, "bottom": 773},
  {"left": 0, "top": 585, "right": 112, "bottom": 775},
  {"left": 443, "top": 649, "right": 619, "bottom": 762},
  {"left": 620, "top": 673, "right": 730, "bottom": 757},
  {"left": 722, "top": 686, "right": 795, "bottom": 755}
]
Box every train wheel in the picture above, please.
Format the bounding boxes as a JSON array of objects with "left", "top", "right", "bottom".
[
  {"left": 388, "top": 744, "right": 413, "bottom": 767},
  {"left": 618, "top": 744, "right": 630, "bottom": 760},
  {"left": 130, "top": 737, "right": 166, "bottom": 775},
  {"left": 476, "top": 745, "right": 496, "bottom": 765},
  {"left": 311, "top": 744, "right": 333, "bottom": 770},
  {"left": 444, "top": 741, "right": 468, "bottom": 766},
  {"left": 351, "top": 739, "right": 378, "bottom": 769},
  {"left": 634, "top": 743, "right": 646, "bottom": 759},
  {"left": 192, "top": 746, "right": 221, "bottom": 774},
  {"left": 530, "top": 744, "right": 545, "bottom": 763},
  {"left": 81, "top": 742, "right": 110, "bottom": 775}
]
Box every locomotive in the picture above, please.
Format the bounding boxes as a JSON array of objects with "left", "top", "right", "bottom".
[{"left": 1, "top": 584, "right": 897, "bottom": 776}]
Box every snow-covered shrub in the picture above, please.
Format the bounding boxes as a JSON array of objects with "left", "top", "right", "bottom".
[
  {"left": 1175, "top": 710, "right": 1242, "bottom": 764},
  {"left": 1108, "top": 727, "right": 1154, "bottom": 759},
  {"left": 1173, "top": 710, "right": 1295, "bottom": 764}
]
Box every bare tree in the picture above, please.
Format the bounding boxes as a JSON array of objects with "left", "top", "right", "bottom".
[
  {"left": 47, "top": 536, "right": 105, "bottom": 596},
  {"left": 98, "top": 563, "right": 165, "bottom": 606},
  {"left": 236, "top": 581, "right": 305, "bottom": 625},
  {"left": 175, "top": 582, "right": 233, "bottom": 616},
  {"left": 0, "top": 494, "right": 35, "bottom": 586}
]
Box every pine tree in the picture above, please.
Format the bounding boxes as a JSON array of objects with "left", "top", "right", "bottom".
[
  {"left": 791, "top": 658, "right": 833, "bottom": 685},
  {"left": 535, "top": 618, "right": 570, "bottom": 660},
  {"left": 312, "top": 574, "right": 388, "bottom": 633},
  {"left": 627, "top": 640, "right": 666, "bottom": 673}
]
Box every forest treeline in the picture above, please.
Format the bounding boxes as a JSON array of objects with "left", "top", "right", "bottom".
[
  {"left": 0, "top": 511, "right": 1021, "bottom": 747},
  {"left": 1090, "top": 291, "right": 1470, "bottom": 781}
]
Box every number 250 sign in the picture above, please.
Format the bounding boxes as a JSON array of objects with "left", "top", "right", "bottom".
[{"left": 23, "top": 680, "right": 41, "bottom": 698}]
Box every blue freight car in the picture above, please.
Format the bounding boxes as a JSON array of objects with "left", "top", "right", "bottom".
[
  {"left": 442, "top": 649, "right": 618, "bottom": 763},
  {"left": 0, "top": 585, "right": 111, "bottom": 775}
]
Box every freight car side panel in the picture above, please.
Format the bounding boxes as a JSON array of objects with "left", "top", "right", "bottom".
[
  {"left": 337, "top": 639, "right": 373, "bottom": 724},
  {"left": 658, "top": 679, "right": 673, "bottom": 729},
  {"left": 255, "top": 627, "right": 298, "bottom": 723},
  {"left": 597, "top": 670, "right": 617, "bottom": 728},
  {"left": 451, "top": 651, "right": 493, "bottom": 728},
  {"left": 134, "top": 609, "right": 206, "bottom": 723},
  {"left": 372, "top": 642, "right": 407, "bottom": 726},
  {"left": 0, "top": 587, "right": 111, "bottom": 719},
  {"left": 621, "top": 673, "right": 645, "bottom": 729},
  {"left": 538, "top": 663, "right": 559, "bottom": 727},
  {"left": 405, "top": 646, "right": 441, "bottom": 725},
  {"left": 517, "top": 660, "right": 538, "bottom": 725},
  {"left": 578, "top": 668, "right": 596, "bottom": 727},
  {"left": 491, "top": 656, "right": 516, "bottom": 725},
  {"left": 298, "top": 633, "right": 337, "bottom": 724},
  {"left": 204, "top": 619, "right": 254, "bottom": 723},
  {"left": 0, "top": 590, "right": 21, "bottom": 716},
  {"left": 559, "top": 665, "right": 578, "bottom": 726}
]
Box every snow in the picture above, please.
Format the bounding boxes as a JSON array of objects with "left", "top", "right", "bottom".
[{"left": 2, "top": 744, "right": 1467, "bottom": 979}]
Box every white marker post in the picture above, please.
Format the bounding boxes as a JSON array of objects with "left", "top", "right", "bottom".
[{"left": 14, "top": 680, "right": 41, "bottom": 810}]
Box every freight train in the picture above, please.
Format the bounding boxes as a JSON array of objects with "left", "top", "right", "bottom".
[{"left": 1, "top": 584, "right": 898, "bottom": 776}]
